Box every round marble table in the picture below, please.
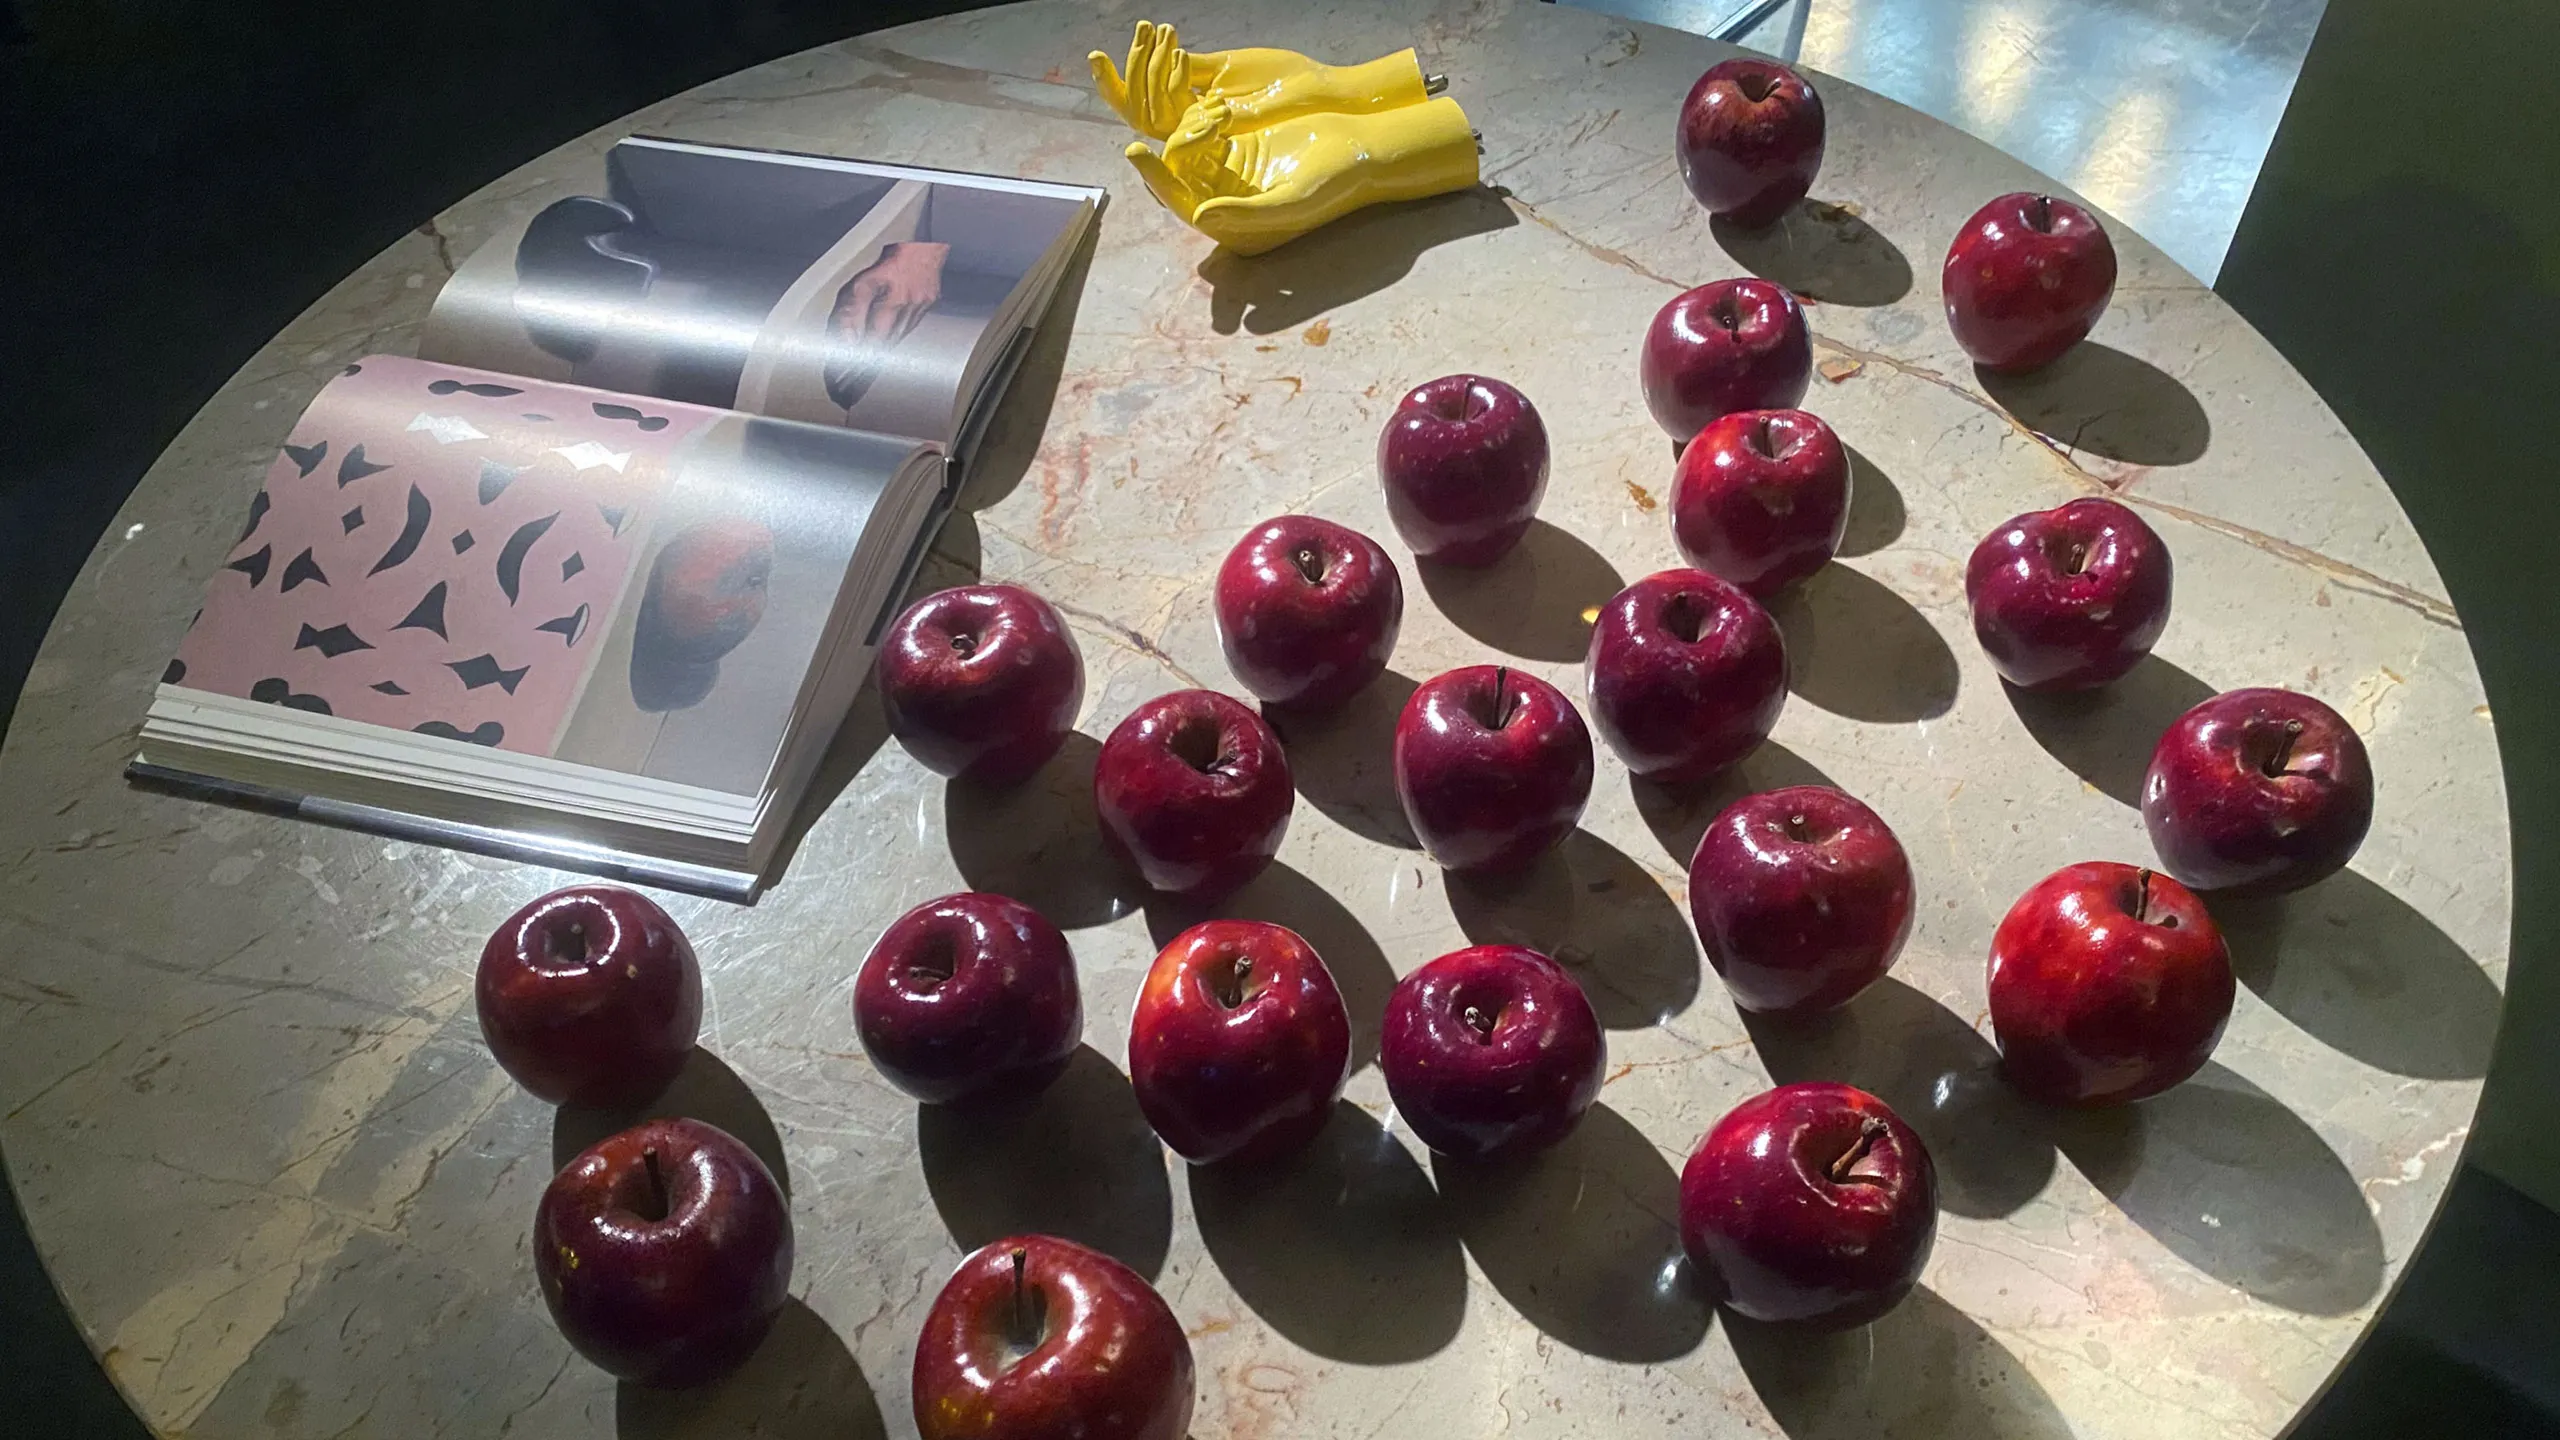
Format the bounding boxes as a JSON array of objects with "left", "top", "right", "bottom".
[{"left": 0, "top": 2, "right": 2510, "bottom": 1436}]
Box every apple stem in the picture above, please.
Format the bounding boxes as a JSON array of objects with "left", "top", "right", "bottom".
[
  {"left": 1463, "top": 1002, "right": 1497, "bottom": 1040},
  {"left": 1010, "top": 1248, "right": 1032, "bottom": 1349},
  {"left": 2066, "top": 543, "right": 2089, "bottom": 575},
  {"left": 2265, "top": 719, "right": 2305, "bottom": 776},
  {"left": 951, "top": 632, "right": 978, "bottom": 657},
  {"left": 1490, "top": 668, "right": 1515, "bottom": 730},
  {"left": 642, "top": 1146, "right": 668, "bottom": 1221},
  {"left": 1827, "top": 1116, "right": 1889, "bottom": 1184},
  {"left": 2030, "top": 194, "right": 2054, "bottom": 232},
  {"left": 1291, "top": 545, "right": 1326, "bottom": 585}
]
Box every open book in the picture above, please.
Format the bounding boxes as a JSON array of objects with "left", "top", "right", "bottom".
[{"left": 134, "top": 137, "right": 1103, "bottom": 900}]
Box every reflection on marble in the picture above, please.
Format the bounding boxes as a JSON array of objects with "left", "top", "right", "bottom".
[{"left": 0, "top": 2, "right": 2502, "bottom": 1438}]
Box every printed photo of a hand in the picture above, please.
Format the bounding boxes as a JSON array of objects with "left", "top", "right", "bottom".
[{"left": 824, "top": 241, "right": 950, "bottom": 410}]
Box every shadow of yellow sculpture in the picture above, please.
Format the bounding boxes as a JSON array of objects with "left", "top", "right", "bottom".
[{"left": 1091, "top": 21, "right": 1481, "bottom": 256}]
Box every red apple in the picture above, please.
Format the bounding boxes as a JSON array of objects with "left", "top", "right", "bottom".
[
  {"left": 1966, "top": 497, "right": 2171, "bottom": 691},
  {"left": 1377, "top": 374, "right": 1551, "bottom": 566},
  {"left": 1641, "top": 278, "right": 1812, "bottom": 443},
  {"left": 1679, "top": 1082, "right": 1936, "bottom": 1328},
  {"left": 853, "top": 892, "right": 1081, "bottom": 1105},
  {"left": 1380, "top": 944, "right": 1605, "bottom": 1160},
  {"left": 1585, "top": 569, "right": 1788, "bottom": 786},
  {"left": 1128, "top": 920, "right": 1351, "bottom": 1166},
  {"left": 1676, "top": 58, "right": 1826, "bottom": 227},
  {"left": 912, "top": 1234, "right": 1193, "bottom": 1440},
  {"left": 1394, "top": 665, "right": 1594, "bottom": 874},
  {"left": 1093, "top": 690, "right": 1293, "bottom": 902},
  {"left": 2141, "top": 688, "right": 2373, "bottom": 894},
  {"left": 1688, "top": 786, "right": 1912, "bottom": 1016},
  {"left": 1670, "top": 408, "right": 1851, "bottom": 598},
  {"left": 1213, "top": 515, "right": 1404, "bottom": 710},
  {"left": 1943, "top": 191, "right": 2118, "bottom": 373},
  {"left": 877, "top": 584, "right": 1085, "bottom": 787},
  {"left": 476, "top": 885, "right": 701, "bottom": 1109},
  {"left": 534, "top": 1116, "right": 792, "bottom": 1386},
  {"left": 1987, "top": 861, "right": 2235, "bottom": 1105}
]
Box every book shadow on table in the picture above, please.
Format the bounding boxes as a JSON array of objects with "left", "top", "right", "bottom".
[
  {"left": 917, "top": 1044, "right": 1174, "bottom": 1280},
  {"left": 616, "top": 1298, "right": 885, "bottom": 1440},
  {"left": 1630, "top": 737, "right": 1839, "bottom": 870},
  {"left": 1768, "top": 562, "right": 1958, "bottom": 724},
  {"left": 1434, "top": 1102, "right": 1714, "bottom": 1363},
  {"left": 1146, "top": 860, "right": 1397, "bottom": 1071},
  {"left": 2002, "top": 652, "right": 2212, "bottom": 807},
  {"left": 954, "top": 221, "right": 1101, "bottom": 514},
  {"left": 1725, "top": 1285, "right": 2069, "bottom": 1439},
  {"left": 1711, "top": 199, "right": 1914, "bottom": 308},
  {"left": 1835, "top": 443, "right": 1907, "bottom": 557},
  {"left": 554, "top": 1045, "right": 792, "bottom": 1198},
  {"left": 1418, "top": 521, "right": 1625, "bottom": 665},
  {"left": 1198, "top": 185, "right": 1519, "bottom": 336},
  {"left": 944, "top": 730, "right": 1145, "bottom": 930},
  {"left": 1446, "top": 828, "right": 1702, "bottom": 1029},
  {"left": 1263, "top": 668, "right": 1423, "bottom": 851},
  {"left": 1977, "top": 343, "right": 2212, "bottom": 468}
]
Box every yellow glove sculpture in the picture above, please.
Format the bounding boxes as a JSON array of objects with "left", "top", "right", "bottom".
[{"left": 1092, "top": 20, "right": 1482, "bottom": 255}]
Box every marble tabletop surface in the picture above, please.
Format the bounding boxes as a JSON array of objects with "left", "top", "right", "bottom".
[{"left": 0, "top": 1, "right": 2510, "bottom": 1436}]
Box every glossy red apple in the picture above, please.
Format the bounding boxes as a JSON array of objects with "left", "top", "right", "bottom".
[
  {"left": 1128, "top": 920, "right": 1351, "bottom": 1166},
  {"left": 913, "top": 1234, "right": 1193, "bottom": 1440},
  {"left": 854, "top": 892, "right": 1081, "bottom": 1105},
  {"left": 1987, "top": 861, "right": 2235, "bottom": 1105},
  {"left": 878, "top": 584, "right": 1085, "bottom": 786},
  {"left": 1670, "top": 408, "right": 1851, "bottom": 598},
  {"left": 1689, "top": 786, "right": 1912, "bottom": 1016},
  {"left": 1676, "top": 58, "right": 1826, "bottom": 227},
  {"left": 1394, "top": 665, "right": 1594, "bottom": 874},
  {"left": 1213, "top": 515, "right": 1404, "bottom": 710},
  {"left": 1680, "top": 1082, "right": 1936, "bottom": 1328},
  {"left": 1380, "top": 944, "right": 1605, "bottom": 1160},
  {"left": 535, "top": 1116, "right": 792, "bottom": 1386},
  {"left": 476, "top": 885, "right": 701, "bottom": 1109},
  {"left": 1377, "top": 374, "right": 1551, "bottom": 566},
  {"left": 1585, "top": 569, "right": 1788, "bottom": 786},
  {"left": 1943, "top": 191, "right": 2118, "bottom": 373},
  {"left": 2142, "top": 688, "right": 2373, "bottom": 894},
  {"left": 1641, "top": 278, "right": 1812, "bottom": 443},
  {"left": 1966, "top": 496, "right": 2171, "bottom": 691},
  {"left": 1093, "top": 690, "right": 1293, "bottom": 902}
]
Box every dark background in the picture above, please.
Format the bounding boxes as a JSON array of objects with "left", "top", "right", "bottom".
[{"left": 2, "top": 0, "right": 2553, "bottom": 1434}]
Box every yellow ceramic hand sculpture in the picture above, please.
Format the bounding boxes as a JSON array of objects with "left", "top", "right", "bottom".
[
  {"left": 1124, "top": 96, "right": 1482, "bottom": 256},
  {"left": 1088, "top": 20, "right": 1442, "bottom": 140}
]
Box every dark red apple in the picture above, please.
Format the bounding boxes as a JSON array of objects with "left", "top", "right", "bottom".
[
  {"left": 534, "top": 1116, "right": 792, "bottom": 1386},
  {"left": 1943, "top": 191, "right": 2118, "bottom": 373},
  {"left": 1093, "top": 690, "right": 1293, "bottom": 902},
  {"left": 2142, "top": 688, "right": 2373, "bottom": 894},
  {"left": 1640, "top": 278, "right": 1812, "bottom": 443},
  {"left": 912, "top": 1234, "right": 1193, "bottom": 1440},
  {"left": 1585, "top": 569, "right": 1788, "bottom": 786},
  {"left": 1670, "top": 408, "right": 1851, "bottom": 598},
  {"left": 476, "top": 885, "right": 701, "bottom": 1109},
  {"left": 1213, "top": 514, "right": 1404, "bottom": 710},
  {"left": 1380, "top": 944, "right": 1605, "bottom": 1160},
  {"left": 1966, "top": 496, "right": 2171, "bottom": 691},
  {"left": 1394, "top": 665, "right": 1594, "bottom": 874},
  {"left": 1688, "top": 786, "right": 1912, "bottom": 1016},
  {"left": 1680, "top": 1082, "right": 1935, "bottom": 1328},
  {"left": 1127, "top": 920, "right": 1351, "bottom": 1166},
  {"left": 1987, "top": 861, "right": 2235, "bottom": 1105},
  {"left": 878, "top": 584, "right": 1085, "bottom": 786},
  {"left": 853, "top": 892, "right": 1081, "bottom": 1105},
  {"left": 1377, "top": 374, "right": 1551, "bottom": 566},
  {"left": 1675, "top": 58, "right": 1826, "bottom": 227}
]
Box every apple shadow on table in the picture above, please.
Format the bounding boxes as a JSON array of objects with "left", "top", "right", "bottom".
[
  {"left": 1418, "top": 520, "right": 1623, "bottom": 664},
  {"left": 1188, "top": 1101, "right": 1466, "bottom": 1362},
  {"left": 1745, "top": 978, "right": 2056, "bottom": 1220},
  {"left": 1262, "top": 668, "right": 1422, "bottom": 850},
  {"left": 1433, "top": 1102, "right": 1713, "bottom": 1362},
  {"left": 2053, "top": 1060, "right": 2383, "bottom": 1315},
  {"left": 1768, "top": 563, "right": 1959, "bottom": 724},
  {"left": 2215, "top": 872, "right": 2500, "bottom": 1080},
  {"left": 1834, "top": 443, "right": 1906, "bottom": 557},
  {"left": 1725, "top": 1284, "right": 2071, "bottom": 1440},
  {"left": 1978, "top": 342, "right": 2212, "bottom": 468},
  {"left": 945, "top": 730, "right": 1144, "bottom": 930},
  {"left": 1447, "top": 828, "right": 1701, "bottom": 1029},
  {"left": 1200, "top": 184, "right": 1518, "bottom": 335},
  {"left": 2002, "top": 653, "right": 2212, "bottom": 808},
  {"left": 554, "top": 1046, "right": 791, "bottom": 1198},
  {"left": 1147, "top": 860, "right": 1398, "bottom": 1071},
  {"left": 953, "top": 221, "right": 1099, "bottom": 514},
  {"left": 1630, "top": 737, "right": 1839, "bottom": 869},
  {"left": 617, "top": 1298, "right": 886, "bottom": 1440},
  {"left": 917, "top": 1045, "right": 1174, "bottom": 1280},
  {"left": 1711, "top": 200, "right": 1914, "bottom": 308}
]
